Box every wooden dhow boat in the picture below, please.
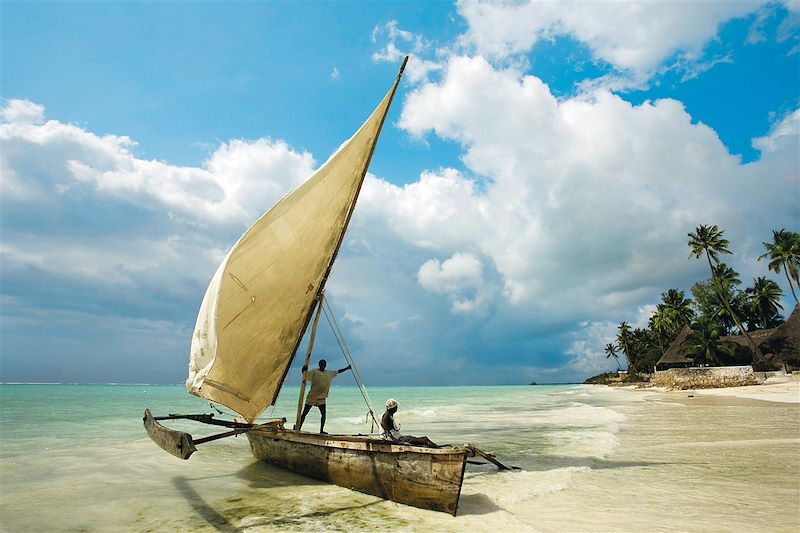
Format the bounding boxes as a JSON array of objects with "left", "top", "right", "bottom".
[{"left": 144, "top": 57, "right": 512, "bottom": 516}]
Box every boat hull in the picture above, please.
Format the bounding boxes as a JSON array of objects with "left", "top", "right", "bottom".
[{"left": 246, "top": 427, "right": 467, "bottom": 515}]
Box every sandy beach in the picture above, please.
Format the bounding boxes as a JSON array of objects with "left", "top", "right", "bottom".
[
  {"left": 687, "top": 381, "right": 800, "bottom": 403},
  {"left": 523, "top": 383, "right": 800, "bottom": 532},
  {"left": 631, "top": 380, "right": 800, "bottom": 404}
]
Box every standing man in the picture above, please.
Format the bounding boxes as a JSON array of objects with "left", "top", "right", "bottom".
[{"left": 297, "top": 359, "right": 351, "bottom": 433}]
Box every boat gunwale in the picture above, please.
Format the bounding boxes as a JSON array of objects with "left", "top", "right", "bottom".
[{"left": 249, "top": 425, "right": 467, "bottom": 455}]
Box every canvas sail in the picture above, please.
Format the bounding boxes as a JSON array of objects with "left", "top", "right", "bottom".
[{"left": 187, "top": 69, "right": 404, "bottom": 422}]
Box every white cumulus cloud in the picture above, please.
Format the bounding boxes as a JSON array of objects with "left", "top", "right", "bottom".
[
  {"left": 418, "top": 253, "right": 483, "bottom": 293},
  {"left": 1, "top": 99, "right": 45, "bottom": 124},
  {"left": 0, "top": 99, "right": 316, "bottom": 297},
  {"left": 417, "top": 252, "right": 491, "bottom": 313},
  {"left": 372, "top": 20, "right": 444, "bottom": 84},
  {"left": 456, "top": 0, "right": 772, "bottom": 88},
  {"left": 377, "top": 55, "right": 798, "bottom": 320}
]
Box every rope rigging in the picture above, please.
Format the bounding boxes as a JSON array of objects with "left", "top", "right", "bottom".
[
  {"left": 207, "top": 295, "right": 379, "bottom": 430},
  {"left": 321, "top": 297, "right": 380, "bottom": 432},
  {"left": 208, "top": 401, "right": 282, "bottom": 422}
]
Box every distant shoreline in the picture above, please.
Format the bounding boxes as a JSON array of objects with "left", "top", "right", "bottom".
[{"left": 607, "top": 381, "right": 800, "bottom": 405}]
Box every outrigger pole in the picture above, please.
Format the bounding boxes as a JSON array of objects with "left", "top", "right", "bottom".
[
  {"left": 143, "top": 409, "right": 260, "bottom": 460},
  {"left": 465, "top": 445, "right": 519, "bottom": 470}
]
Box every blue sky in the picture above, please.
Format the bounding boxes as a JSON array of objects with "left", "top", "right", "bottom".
[{"left": 1, "top": 1, "right": 798, "bottom": 386}]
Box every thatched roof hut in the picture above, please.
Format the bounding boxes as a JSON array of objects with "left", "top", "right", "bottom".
[
  {"left": 654, "top": 305, "right": 800, "bottom": 371},
  {"left": 655, "top": 324, "right": 695, "bottom": 371},
  {"left": 720, "top": 328, "right": 775, "bottom": 349},
  {"left": 718, "top": 305, "right": 799, "bottom": 369},
  {"left": 757, "top": 304, "right": 800, "bottom": 368}
]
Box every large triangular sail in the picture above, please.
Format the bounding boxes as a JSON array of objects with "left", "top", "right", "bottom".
[{"left": 187, "top": 60, "right": 407, "bottom": 421}]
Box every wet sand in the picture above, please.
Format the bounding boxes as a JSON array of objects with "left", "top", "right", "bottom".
[
  {"left": 626, "top": 381, "right": 800, "bottom": 404},
  {"left": 524, "top": 385, "right": 800, "bottom": 532}
]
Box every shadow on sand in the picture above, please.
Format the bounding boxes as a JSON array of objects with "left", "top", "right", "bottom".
[
  {"left": 174, "top": 472, "right": 386, "bottom": 531},
  {"left": 173, "top": 476, "right": 242, "bottom": 533},
  {"left": 456, "top": 493, "right": 504, "bottom": 515},
  {"left": 234, "top": 460, "right": 325, "bottom": 489},
  {"left": 175, "top": 461, "right": 388, "bottom": 530},
  {"left": 243, "top": 500, "right": 385, "bottom": 528}
]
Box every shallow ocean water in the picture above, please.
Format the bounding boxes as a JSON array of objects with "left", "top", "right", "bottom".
[{"left": 0, "top": 384, "right": 797, "bottom": 532}]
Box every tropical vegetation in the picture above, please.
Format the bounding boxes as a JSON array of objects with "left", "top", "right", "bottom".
[
  {"left": 684, "top": 316, "right": 733, "bottom": 367},
  {"left": 758, "top": 229, "right": 800, "bottom": 304},
  {"left": 604, "top": 343, "right": 622, "bottom": 371},
  {"left": 601, "top": 226, "right": 797, "bottom": 374}
]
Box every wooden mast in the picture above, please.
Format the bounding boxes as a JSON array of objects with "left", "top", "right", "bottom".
[
  {"left": 294, "top": 293, "right": 324, "bottom": 430},
  {"left": 269, "top": 56, "right": 409, "bottom": 407}
]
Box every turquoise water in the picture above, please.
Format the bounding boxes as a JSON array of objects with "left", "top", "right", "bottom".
[
  {"left": 0, "top": 384, "right": 591, "bottom": 469},
  {"left": 1, "top": 384, "right": 797, "bottom": 531}
]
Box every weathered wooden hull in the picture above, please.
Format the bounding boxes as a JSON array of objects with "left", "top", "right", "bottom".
[{"left": 246, "top": 427, "right": 468, "bottom": 515}]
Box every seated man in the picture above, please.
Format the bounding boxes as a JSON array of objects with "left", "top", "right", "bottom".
[{"left": 380, "top": 398, "right": 439, "bottom": 448}]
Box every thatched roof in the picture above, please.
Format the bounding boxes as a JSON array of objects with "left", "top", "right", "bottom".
[
  {"left": 721, "top": 328, "right": 775, "bottom": 348},
  {"left": 721, "top": 305, "right": 799, "bottom": 347},
  {"left": 656, "top": 324, "right": 695, "bottom": 367},
  {"left": 720, "top": 304, "right": 800, "bottom": 367},
  {"left": 655, "top": 305, "right": 800, "bottom": 370},
  {"left": 759, "top": 304, "right": 800, "bottom": 364}
]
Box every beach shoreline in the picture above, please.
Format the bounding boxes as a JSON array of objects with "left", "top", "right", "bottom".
[{"left": 610, "top": 380, "right": 800, "bottom": 404}]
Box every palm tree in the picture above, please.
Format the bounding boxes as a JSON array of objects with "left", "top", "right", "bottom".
[
  {"left": 688, "top": 224, "right": 731, "bottom": 267},
  {"left": 759, "top": 229, "right": 800, "bottom": 304},
  {"left": 691, "top": 280, "right": 736, "bottom": 334},
  {"left": 712, "top": 263, "right": 740, "bottom": 289},
  {"left": 746, "top": 277, "right": 784, "bottom": 329},
  {"left": 688, "top": 225, "right": 764, "bottom": 363},
  {"left": 712, "top": 263, "right": 760, "bottom": 331},
  {"left": 630, "top": 327, "right": 659, "bottom": 373},
  {"left": 617, "top": 321, "right": 634, "bottom": 372},
  {"left": 604, "top": 343, "right": 623, "bottom": 371},
  {"left": 685, "top": 316, "right": 734, "bottom": 366},
  {"left": 661, "top": 288, "right": 694, "bottom": 329},
  {"left": 650, "top": 306, "right": 673, "bottom": 355}
]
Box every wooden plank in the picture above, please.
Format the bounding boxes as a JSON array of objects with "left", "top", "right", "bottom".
[
  {"left": 143, "top": 409, "right": 197, "bottom": 460},
  {"left": 248, "top": 425, "right": 458, "bottom": 454}
]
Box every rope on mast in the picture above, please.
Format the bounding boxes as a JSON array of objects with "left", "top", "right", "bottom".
[{"left": 321, "top": 298, "right": 380, "bottom": 431}]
